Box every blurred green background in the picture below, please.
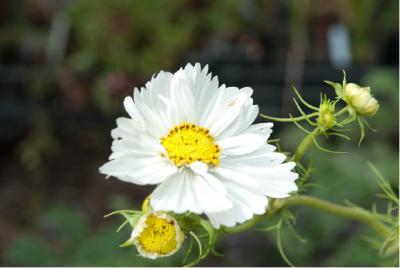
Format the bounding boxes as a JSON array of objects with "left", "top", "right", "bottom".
[{"left": 0, "top": 0, "right": 398, "bottom": 266}]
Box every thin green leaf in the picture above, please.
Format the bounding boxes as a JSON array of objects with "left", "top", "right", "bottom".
[
  {"left": 367, "top": 162, "right": 398, "bottom": 203},
  {"left": 293, "top": 98, "right": 317, "bottom": 126},
  {"left": 268, "top": 138, "right": 281, "bottom": 143},
  {"left": 337, "top": 107, "right": 356, "bottom": 125},
  {"left": 284, "top": 218, "right": 307, "bottom": 244},
  {"left": 210, "top": 248, "right": 224, "bottom": 257},
  {"left": 311, "top": 136, "right": 346, "bottom": 154},
  {"left": 291, "top": 85, "right": 319, "bottom": 111},
  {"left": 183, "top": 238, "right": 194, "bottom": 265},
  {"left": 257, "top": 223, "right": 280, "bottom": 232},
  {"left": 119, "top": 239, "right": 134, "bottom": 248},
  {"left": 361, "top": 116, "right": 377, "bottom": 132},
  {"left": 104, "top": 210, "right": 139, "bottom": 218},
  {"left": 326, "top": 132, "right": 351, "bottom": 141},
  {"left": 198, "top": 218, "right": 217, "bottom": 259},
  {"left": 362, "top": 235, "right": 382, "bottom": 249},
  {"left": 324, "top": 80, "right": 343, "bottom": 97},
  {"left": 116, "top": 219, "right": 129, "bottom": 233},
  {"left": 185, "top": 231, "right": 203, "bottom": 267},
  {"left": 331, "top": 127, "right": 351, "bottom": 132},
  {"left": 357, "top": 116, "right": 365, "bottom": 145},
  {"left": 342, "top": 70, "right": 347, "bottom": 94},
  {"left": 260, "top": 112, "right": 318, "bottom": 123},
  {"left": 276, "top": 220, "right": 295, "bottom": 267},
  {"left": 290, "top": 114, "right": 312, "bottom": 134}
]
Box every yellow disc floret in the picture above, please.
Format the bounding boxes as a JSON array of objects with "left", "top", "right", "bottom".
[
  {"left": 138, "top": 213, "right": 178, "bottom": 255},
  {"left": 160, "top": 122, "right": 221, "bottom": 167}
]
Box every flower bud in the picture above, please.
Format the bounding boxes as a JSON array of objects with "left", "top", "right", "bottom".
[
  {"left": 344, "top": 83, "right": 379, "bottom": 116},
  {"left": 317, "top": 99, "right": 336, "bottom": 131},
  {"left": 130, "top": 211, "right": 184, "bottom": 259}
]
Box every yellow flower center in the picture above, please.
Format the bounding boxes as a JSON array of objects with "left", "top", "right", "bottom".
[
  {"left": 138, "top": 214, "right": 177, "bottom": 255},
  {"left": 160, "top": 122, "right": 221, "bottom": 167}
]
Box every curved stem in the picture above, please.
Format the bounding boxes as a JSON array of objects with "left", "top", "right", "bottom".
[
  {"left": 223, "top": 195, "right": 390, "bottom": 238},
  {"left": 335, "top": 106, "right": 348, "bottom": 117},
  {"left": 222, "top": 215, "right": 263, "bottom": 234},
  {"left": 222, "top": 200, "right": 281, "bottom": 234},
  {"left": 260, "top": 112, "right": 318, "bottom": 122},
  {"left": 283, "top": 195, "right": 390, "bottom": 238},
  {"left": 291, "top": 128, "right": 320, "bottom": 162}
]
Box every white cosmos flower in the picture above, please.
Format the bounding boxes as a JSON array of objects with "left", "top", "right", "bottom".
[{"left": 99, "top": 63, "right": 298, "bottom": 228}]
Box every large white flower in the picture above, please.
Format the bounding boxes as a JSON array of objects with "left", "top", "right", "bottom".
[{"left": 100, "top": 63, "right": 298, "bottom": 228}]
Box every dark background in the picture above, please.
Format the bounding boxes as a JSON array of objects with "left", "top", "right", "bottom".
[{"left": 0, "top": 0, "right": 398, "bottom": 266}]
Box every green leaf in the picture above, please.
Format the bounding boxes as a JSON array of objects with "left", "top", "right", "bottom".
[
  {"left": 3, "top": 235, "right": 61, "bottom": 266},
  {"left": 324, "top": 80, "right": 343, "bottom": 97},
  {"left": 184, "top": 231, "right": 203, "bottom": 267},
  {"left": 357, "top": 116, "right": 366, "bottom": 145},
  {"left": 276, "top": 220, "right": 295, "bottom": 267},
  {"left": 119, "top": 239, "right": 134, "bottom": 248}
]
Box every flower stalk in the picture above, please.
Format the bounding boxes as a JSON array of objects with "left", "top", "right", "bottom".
[
  {"left": 260, "top": 112, "right": 318, "bottom": 122},
  {"left": 222, "top": 215, "right": 263, "bottom": 234},
  {"left": 292, "top": 128, "right": 320, "bottom": 162},
  {"left": 223, "top": 195, "right": 391, "bottom": 238},
  {"left": 282, "top": 195, "right": 391, "bottom": 238}
]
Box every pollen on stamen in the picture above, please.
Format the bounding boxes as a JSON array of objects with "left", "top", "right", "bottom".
[
  {"left": 133, "top": 212, "right": 184, "bottom": 258},
  {"left": 160, "top": 122, "right": 221, "bottom": 167}
]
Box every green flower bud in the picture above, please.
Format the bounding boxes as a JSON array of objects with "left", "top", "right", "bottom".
[
  {"left": 344, "top": 83, "right": 379, "bottom": 116},
  {"left": 317, "top": 99, "right": 336, "bottom": 131}
]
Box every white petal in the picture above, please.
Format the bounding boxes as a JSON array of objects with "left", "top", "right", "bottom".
[
  {"left": 99, "top": 157, "right": 175, "bottom": 185},
  {"left": 218, "top": 133, "right": 266, "bottom": 155},
  {"left": 200, "top": 172, "right": 227, "bottom": 196},
  {"left": 190, "top": 173, "right": 233, "bottom": 213},
  {"left": 260, "top": 163, "right": 299, "bottom": 198},
  {"left": 151, "top": 171, "right": 198, "bottom": 213},
  {"left": 211, "top": 167, "right": 262, "bottom": 190},
  {"left": 207, "top": 87, "right": 253, "bottom": 136},
  {"left": 115, "top": 117, "right": 139, "bottom": 134},
  {"left": 151, "top": 169, "right": 232, "bottom": 214},
  {"left": 241, "top": 122, "right": 273, "bottom": 137},
  {"left": 221, "top": 160, "right": 298, "bottom": 198},
  {"left": 221, "top": 146, "right": 286, "bottom": 167},
  {"left": 123, "top": 97, "right": 145, "bottom": 130},
  {"left": 207, "top": 182, "right": 268, "bottom": 228},
  {"left": 170, "top": 69, "right": 197, "bottom": 122},
  {"left": 189, "top": 161, "right": 208, "bottom": 175},
  {"left": 182, "top": 63, "right": 220, "bottom": 123},
  {"left": 217, "top": 100, "right": 259, "bottom": 139},
  {"left": 134, "top": 100, "right": 169, "bottom": 137}
]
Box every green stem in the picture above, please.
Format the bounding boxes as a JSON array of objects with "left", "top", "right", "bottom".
[
  {"left": 283, "top": 195, "right": 390, "bottom": 238},
  {"left": 260, "top": 112, "right": 318, "bottom": 122},
  {"left": 291, "top": 128, "right": 320, "bottom": 162},
  {"left": 222, "top": 199, "right": 282, "bottom": 234},
  {"left": 222, "top": 215, "right": 263, "bottom": 234},
  {"left": 335, "top": 106, "right": 348, "bottom": 117},
  {"left": 223, "top": 195, "right": 390, "bottom": 238}
]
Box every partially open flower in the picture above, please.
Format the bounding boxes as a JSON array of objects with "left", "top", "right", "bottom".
[
  {"left": 344, "top": 83, "right": 379, "bottom": 116},
  {"left": 130, "top": 211, "right": 184, "bottom": 259}
]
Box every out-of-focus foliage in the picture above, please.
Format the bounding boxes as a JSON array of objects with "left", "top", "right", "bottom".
[
  {"left": 349, "top": 0, "right": 398, "bottom": 62},
  {"left": 0, "top": 0, "right": 397, "bottom": 266},
  {"left": 66, "top": 0, "right": 239, "bottom": 113},
  {"left": 68, "top": 0, "right": 238, "bottom": 76},
  {"left": 2, "top": 203, "right": 184, "bottom": 266}
]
